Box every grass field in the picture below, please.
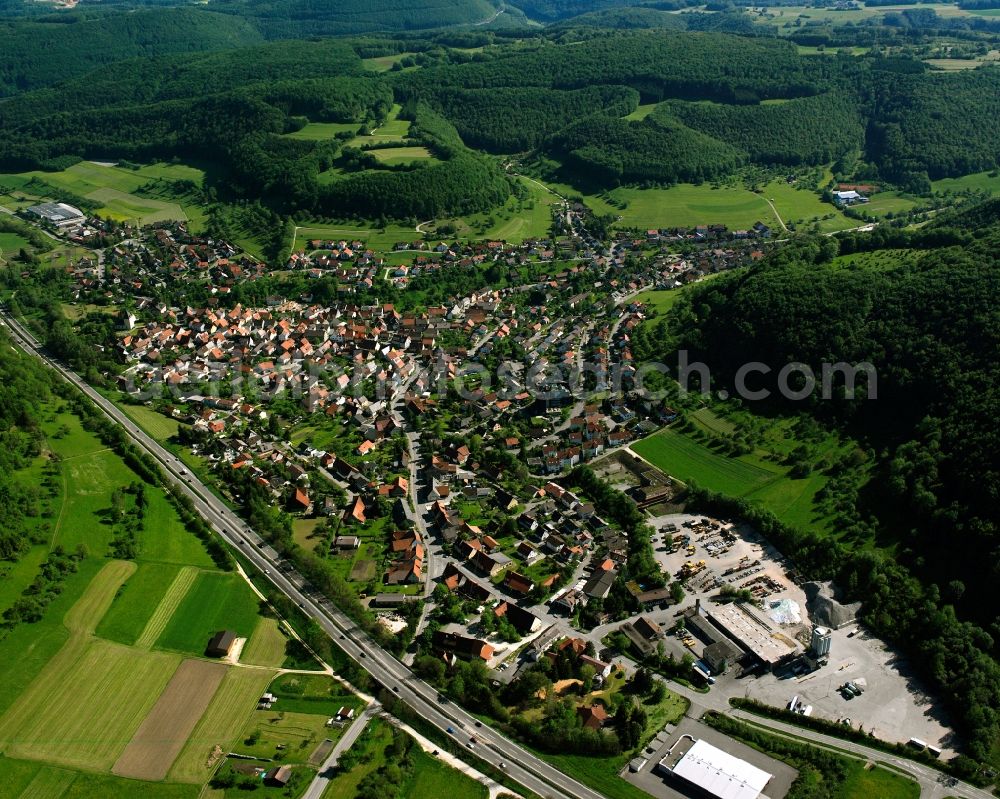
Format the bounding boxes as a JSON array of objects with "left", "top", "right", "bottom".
[
  {"left": 634, "top": 427, "right": 781, "bottom": 495},
  {"left": 418, "top": 176, "right": 558, "bottom": 245},
  {"left": 762, "top": 179, "right": 855, "bottom": 233},
  {"left": 633, "top": 289, "right": 686, "bottom": 315},
  {"left": 348, "top": 104, "right": 410, "bottom": 147},
  {"left": 121, "top": 404, "right": 180, "bottom": 441},
  {"left": 405, "top": 744, "right": 488, "bottom": 799},
  {"left": 838, "top": 761, "right": 920, "bottom": 799},
  {"left": 155, "top": 571, "right": 262, "bottom": 656},
  {"left": 140, "top": 490, "right": 217, "bottom": 567},
  {"left": 96, "top": 561, "right": 186, "bottom": 646},
  {"left": 0, "top": 231, "right": 33, "bottom": 261},
  {"left": 284, "top": 121, "right": 359, "bottom": 140},
  {"left": 859, "top": 190, "right": 919, "bottom": 218},
  {"left": 241, "top": 617, "right": 289, "bottom": 668},
  {"left": 603, "top": 184, "right": 780, "bottom": 230},
  {"left": 235, "top": 710, "right": 333, "bottom": 763},
  {"left": 362, "top": 52, "right": 416, "bottom": 71},
  {"left": 293, "top": 222, "right": 421, "bottom": 253},
  {"left": 168, "top": 668, "right": 275, "bottom": 784},
  {"left": 370, "top": 146, "right": 439, "bottom": 165},
  {"left": 320, "top": 719, "right": 393, "bottom": 798},
  {"left": 932, "top": 169, "right": 1000, "bottom": 194},
  {"left": 624, "top": 103, "right": 658, "bottom": 121},
  {"left": 632, "top": 400, "right": 861, "bottom": 535}
]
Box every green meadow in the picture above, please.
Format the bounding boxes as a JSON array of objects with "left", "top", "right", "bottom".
[
  {"left": 155, "top": 571, "right": 262, "bottom": 655},
  {"left": 3, "top": 161, "right": 203, "bottom": 226},
  {"left": 633, "top": 406, "right": 856, "bottom": 535}
]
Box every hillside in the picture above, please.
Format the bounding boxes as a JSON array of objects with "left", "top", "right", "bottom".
[
  {"left": 638, "top": 200, "right": 1000, "bottom": 758},
  {"left": 0, "top": 9, "right": 265, "bottom": 98},
  {"left": 207, "top": 0, "right": 500, "bottom": 37}
]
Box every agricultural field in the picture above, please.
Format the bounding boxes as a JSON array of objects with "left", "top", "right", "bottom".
[
  {"left": 932, "top": 168, "right": 1000, "bottom": 194},
  {"left": 113, "top": 659, "right": 228, "bottom": 781},
  {"left": 284, "top": 121, "right": 359, "bottom": 140},
  {"left": 1, "top": 162, "right": 204, "bottom": 226},
  {"left": 120, "top": 404, "right": 181, "bottom": 441},
  {"left": 96, "top": 561, "right": 188, "bottom": 646},
  {"left": 754, "top": 2, "right": 982, "bottom": 32},
  {"left": 0, "top": 565, "right": 181, "bottom": 771},
  {"left": 0, "top": 759, "right": 200, "bottom": 799},
  {"left": 0, "top": 390, "right": 311, "bottom": 794},
  {"left": 155, "top": 570, "right": 262, "bottom": 656},
  {"left": 371, "top": 146, "right": 440, "bottom": 165},
  {"left": 167, "top": 668, "right": 275, "bottom": 784}
]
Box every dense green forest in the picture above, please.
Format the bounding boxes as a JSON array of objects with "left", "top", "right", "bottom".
[
  {"left": 662, "top": 92, "right": 865, "bottom": 167},
  {"left": 0, "top": 328, "right": 55, "bottom": 560},
  {"left": 637, "top": 200, "right": 1000, "bottom": 759},
  {"left": 2, "top": 29, "right": 1000, "bottom": 210},
  {"left": 208, "top": 0, "right": 500, "bottom": 37},
  {"left": 552, "top": 112, "right": 746, "bottom": 185},
  {"left": 423, "top": 85, "right": 639, "bottom": 152},
  {"left": 0, "top": 9, "right": 264, "bottom": 97}
]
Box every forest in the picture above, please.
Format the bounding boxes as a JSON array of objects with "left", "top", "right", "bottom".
[
  {"left": 0, "top": 328, "right": 55, "bottom": 561},
  {"left": 640, "top": 199, "right": 1000, "bottom": 759},
  {"left": 1, "top": 29, "right": 999, "bottom": 215}
]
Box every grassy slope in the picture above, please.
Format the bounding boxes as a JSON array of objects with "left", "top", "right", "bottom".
[{"left": 633, "top": 407, "right": 849, "bottom": 535}]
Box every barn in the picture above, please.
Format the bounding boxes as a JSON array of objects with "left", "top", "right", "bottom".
[{"left": 205, "top": 629, "right": 237, "bottom": 658}]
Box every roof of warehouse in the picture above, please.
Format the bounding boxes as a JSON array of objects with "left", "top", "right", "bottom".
[{"left": 670, "top": 738, "right": 772, "bottom": 799}]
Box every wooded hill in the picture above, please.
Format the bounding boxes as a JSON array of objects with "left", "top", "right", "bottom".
[
  {"left": 4, "top": 29, "right": 1000, "bottom": 214},
  {"left": 639, "top": 201, "right": 1000, "bottom": 760}
]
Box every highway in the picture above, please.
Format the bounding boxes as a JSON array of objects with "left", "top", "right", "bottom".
[{"left": 0, "top": 309, "right": 606, "bottom": 799}]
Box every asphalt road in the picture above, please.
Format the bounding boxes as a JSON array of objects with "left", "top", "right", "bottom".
[
  {"left": 0, "top": 309, "right": 605, "bottom": 799},
  {"left": 301, "top": 702, "right": 380, "bottom": 799}
]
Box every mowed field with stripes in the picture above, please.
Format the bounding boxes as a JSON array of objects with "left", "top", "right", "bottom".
[{"left": 0, "top": 399, "right": 306, "bottom": 797}]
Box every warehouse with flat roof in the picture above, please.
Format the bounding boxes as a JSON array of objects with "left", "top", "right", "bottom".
[
  {"left": 663, "top": 738, "right": 773, "bottom": 799},
  {"left": 706, "top": 603, "right": 796, "bottom": 667},
  {"left": 26, "top": 202, "right": 85, "bottom": 227}
]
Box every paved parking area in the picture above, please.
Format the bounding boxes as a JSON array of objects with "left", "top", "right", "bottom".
[{"left": 743, "top": 624, "right": 957, "bottom": 754}]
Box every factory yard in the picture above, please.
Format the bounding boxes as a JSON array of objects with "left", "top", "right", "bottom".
[
  {"left": 645, "top": 512, "right": 956, "bottom": 755},
  {"left": 741, "top": 625, "right": 957, "bottom": 756}
]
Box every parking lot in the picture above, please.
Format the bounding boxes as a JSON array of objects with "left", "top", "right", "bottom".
[{"left": 742, "top": 623, "right": 957, "bottom": 754}]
